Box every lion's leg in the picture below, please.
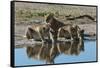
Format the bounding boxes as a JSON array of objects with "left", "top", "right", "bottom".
[
  {"left": 38, "top": 31, "right": 45, "bottom": 42},
  {"left": 71, "top": 34, "right": 73, "bottom": 41},
  {"left": 57, "top": 32, "right": 60, "bottom": 40},
  {"left": 77, "top": 30, "right": 83, "bottom": 41},
  {"left": 49, "top": 31, "right": 54, "bottom": 42},
  {"left": 48, "top": 31, "right": 51, "bottom": 40},
  {"left": 57, "top": 28, "right": 61, "bottom": 40},
  {"left": 77, "top": 31, "right": 81, "bottom": 40},
  {"left": 78, "top": 30, "right": 84, "bottom": 41},
  {"left": 49, "top": 28, "right": 56, "bottom": 42},
  {"left": 77, "top": 26, "right": 82, "bottom": 40},
  {"left": 69, "top": 30, "right": 73, "bottom": 41},
  {"left": 53, "top": 31, "right": 58, "bottom": 42}
]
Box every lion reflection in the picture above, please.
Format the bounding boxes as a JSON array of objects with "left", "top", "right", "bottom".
[{"left": 26, "top": 40, "right": 84, "bottom": 64}]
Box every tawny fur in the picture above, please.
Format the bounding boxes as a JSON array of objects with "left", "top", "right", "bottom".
[{"left": 26, "top": 23, "right": 51, "bottom": 42}]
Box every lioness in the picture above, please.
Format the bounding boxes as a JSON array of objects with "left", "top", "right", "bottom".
[
  {"left": 45, "top": 13, "right": 65, "bottom": 41},
  {"left": 26, "top": 23, "right": 51, "bottom": 42},
  {"left": 58, "top": 24, "right": 84, "bottom": 41}
]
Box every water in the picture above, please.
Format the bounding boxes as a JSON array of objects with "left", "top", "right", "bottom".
[{"left": 15, "top": 40, "right": 97, "bottom": 66}]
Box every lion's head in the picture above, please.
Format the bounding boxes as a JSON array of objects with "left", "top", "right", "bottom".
[{"left": 45, "top": 13, "right": 54, "bottom": 23}]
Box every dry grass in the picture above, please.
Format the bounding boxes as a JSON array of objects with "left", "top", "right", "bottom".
[{"left": 15, "top": 2, "right": 96, "bottom": 24}]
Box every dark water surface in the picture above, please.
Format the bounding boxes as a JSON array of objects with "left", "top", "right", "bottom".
[{"left": 15, "top": 40, "right": 96, "bottom": 66}]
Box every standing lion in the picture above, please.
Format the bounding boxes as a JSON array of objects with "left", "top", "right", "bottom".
[{"left": 45, "top": 13, "right": 66, "bottom": 41}]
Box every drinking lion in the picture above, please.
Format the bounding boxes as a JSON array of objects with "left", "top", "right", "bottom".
[
  {"left": 26, "top": 23, "right": 51, "bottom": 42},
  {"left": 57, "top": 24, "right": 84, "bottom": 41}
]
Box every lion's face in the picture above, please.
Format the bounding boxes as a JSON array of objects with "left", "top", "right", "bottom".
[
  {"left": 43, "top": 24, "right": 50, "bottom": 33},
  {"left": 71, "top": 26, "right": 78, "bottom": 39}
]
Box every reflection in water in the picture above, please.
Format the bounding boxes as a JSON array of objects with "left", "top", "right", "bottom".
[{"left": 26, "top": 40, "right": 84, "bottom": 64}]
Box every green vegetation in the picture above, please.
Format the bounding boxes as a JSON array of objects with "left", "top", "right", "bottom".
[{"left": 15, "top": 9, "right": 57, "bottom": 22}]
